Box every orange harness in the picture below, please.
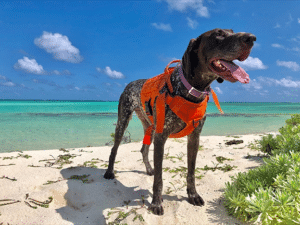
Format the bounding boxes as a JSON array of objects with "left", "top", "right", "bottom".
[{"left": 141, "top": 60, "right": 224, "bottom": 145}]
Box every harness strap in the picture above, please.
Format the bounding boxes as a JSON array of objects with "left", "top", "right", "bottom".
[
  {"left": 143, "top": 124, "right": 154, "bottom": 145},
  {"left": 211, "top": 89, "right": 224, "bottom": 114},
  {"left": 166, "top": 94, "right": 209, "bottom": 138},
  {"left": 155, "top": 92, "right": 166, "bottom": 133},
  {"left": 141, "top": 60, "right": 224, "bottom": 145}
]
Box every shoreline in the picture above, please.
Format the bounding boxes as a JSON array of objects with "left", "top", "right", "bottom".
[
  {"left": 1, "top": 130, "right": 280, "bottom": 154},
  {"left": 0, "top": 132, "right": 278, "bottom": 224}
]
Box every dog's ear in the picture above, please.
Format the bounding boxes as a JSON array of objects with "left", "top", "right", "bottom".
[
  {"left": 217, "top": 77, "right": 224, "bottom": 83},
  {"left": 182, "top": 36, "right": 203, "bottom": 77}
]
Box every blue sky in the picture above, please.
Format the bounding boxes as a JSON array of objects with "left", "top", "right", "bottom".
[{"left": 0, "top": 1, "right": 300, "bottom": 102}]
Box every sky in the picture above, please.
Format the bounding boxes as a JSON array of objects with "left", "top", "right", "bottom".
[{"left": 0, "top": 1, "right": 300, "bottom": 102}]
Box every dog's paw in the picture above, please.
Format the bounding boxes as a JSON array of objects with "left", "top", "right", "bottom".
[
  {"left": 103, "top": 171, "right": 115, "bottom": 180},
  {"left": 149, "top": 203, "right": 164, "bottom": 215},
  {"left": 188, "top": 194, "right": 205, "bottom": 206}
]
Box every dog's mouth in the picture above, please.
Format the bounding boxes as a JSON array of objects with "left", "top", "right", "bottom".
[{"left": 209, "top": 50, "right": 251, "bottom": 84}]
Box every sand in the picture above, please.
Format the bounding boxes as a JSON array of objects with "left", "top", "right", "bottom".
[{"left": 0, "top": 132, "right": 279, "bottom": 225}]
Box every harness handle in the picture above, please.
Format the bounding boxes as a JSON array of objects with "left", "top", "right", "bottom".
[{"left": 164, "top": 60, "right": 181, "bottom": 75}]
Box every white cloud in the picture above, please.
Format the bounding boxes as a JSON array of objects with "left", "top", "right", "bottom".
[
  {"left": 272, "top": 42, "right": 300, "bottom": 53},
  {"left": 253, "top": 42, "right": 260, "bottom": 49},
  {"left": 14, "top": 57, "right": 45, "bottom": 74},
  {"left": 0, "top": 75, "right": 6, "bottom": 80},
  {"left": 158, "top": 55, "right": 178, "bottom": 63},
  {"left": 291, "top": 36, "right": 300, "bottom": 44},
  {"left": 259, "top": 90, "right": 269, "bottom": 96},
  {"left": 286, "top": 13, "right": 293, "bottom": 26},
  {"left": 160, "top": 0, "right": 209, "bottom": 18},
  {"left": 151, "top": 23, "right": 172, "bottom": 32},
  {"left": 274, "top": 23, "right": 281, "bottom": 28},
  {"left": 75, "top": 87, "right": 80, "bottom": 91},
  {"left": 52, "top": 70, "right": 60, "bottom": 75},
  {"left": 97, "top": 67, "right": 125, "bottom": 79},
  {"left": 51, "top": 70, "right": 71, "bottom": 75},
  {"left": 276, "top": 60, "right": 300, "bottom": 71},
  {"left": 242, "top": 78, "right": 263, "bottom": 90},
  {"left": 114, "top": 82, "right": 122, "bottom": 87},
  {"left": 272, "top": 43, "right": 285, "bottom": 49},
  {"left": 282, "top": 90, "right": 298, "bottom": 97},
  {"left": 291, "top": 47, "right": 300, "bottom": 53},
  {"left": 214, "top": 87, "right": 222, "bottom": 94},
  {"left": 258, "top": 76, "right": 300, "bottom": 88},
  {"left": 298, "top": 18, "right": 300, "bottom": 24},
  {"left": 34, "top": 31, "right": 83, "bottom": 63},
  {"left": 234, "top": 56, "right": 268, "bottom": 71},
  {"left": 277, "top": 78, "right": 300, "bottom": 88},
  {"left": 2, "top": 82, "right": 16, "bottom": 87},
  {"left": 186, "top": 17, "right": 198, "bottom": 29}
]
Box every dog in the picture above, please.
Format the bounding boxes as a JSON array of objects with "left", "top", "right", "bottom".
[{"left": 104, "top": 28, "right": 256, "bottom": 215}]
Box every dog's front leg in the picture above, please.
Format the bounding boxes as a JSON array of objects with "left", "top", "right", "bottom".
[
  {"left": 186, "top": 117, "right": 206, "bottom": 206},
  {"left": 149, "top": 132, "right": 168, "bottom": 215}
]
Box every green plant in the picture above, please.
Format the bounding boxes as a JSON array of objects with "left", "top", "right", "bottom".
[
  {"left": 258, "top": 134, "right": 280, "bottom": 156},
  {"left": 223, "top": 114, "right": 300, "bottom": 224}
]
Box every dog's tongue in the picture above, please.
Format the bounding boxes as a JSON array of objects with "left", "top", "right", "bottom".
[{"left": 220, "top": 60, "right": 250, "bottom": 84}]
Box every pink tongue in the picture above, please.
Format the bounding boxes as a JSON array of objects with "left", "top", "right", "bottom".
[{"left": 219, "top": 60, "right": 250, "bottom": 84}]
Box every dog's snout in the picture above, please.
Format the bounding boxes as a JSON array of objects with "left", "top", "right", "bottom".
[{"left": 240, "top": 33, "right": 256, "bottom": 46}]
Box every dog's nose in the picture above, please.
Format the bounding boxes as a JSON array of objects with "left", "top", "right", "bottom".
[{"left": 240, "top": 33, "right": 256, "bottom": 46}]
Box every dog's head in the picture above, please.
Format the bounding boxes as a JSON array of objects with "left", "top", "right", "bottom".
[{"left": 182, "top": 28, "right": 256, "bottom": 84}]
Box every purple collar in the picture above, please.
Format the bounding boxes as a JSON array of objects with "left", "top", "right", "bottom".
[{"left": 177, "top": 64, "right": 210, "bottom": 98}]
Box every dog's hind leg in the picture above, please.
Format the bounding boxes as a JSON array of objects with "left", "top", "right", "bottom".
[
  {"left": 134, "top": 107, "right": 154, "bottom": 175},
  {"left": 104, "top": 93, "right": 134, "bottom": 180}
]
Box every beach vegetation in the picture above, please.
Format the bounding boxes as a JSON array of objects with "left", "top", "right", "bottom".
[
  {"left": 216, "top": 156, "right": 233, "bottom": 163},
  {"left": 255, "top": 114, "right": 300, "bottom": 157},
  {"left": 0, "top": 176, "right": 17, "bottom": 181},
  {"left": 18, "top": 153, "right": 32, "bottom": 159},
  {"left": 226, "top": 135, "right": 241, "bottom": 138},
  {"left": 201, "top": 161, "right": 237, "bottom": 172},
  {"left": 247, "top": 140, "right": 260, "bottom": 151},
  {"left": 2, "top": 156, "right": 14, "bottom": 160},
  {"left": 40, "top": 153, "right": 78, "bottom": 168},
  {"left": 79, "top": 149, "right": 93, "bottom": 153},
  {"left": 2, "top": 153, "right": 32, "bottom": 160},
  {"left": 59, "top": 147, "right": 69, "bottom": 152},
  {"left": 55, "top": 154, "right": 75, "bottom": 168},
  {"left": 83, "top": 160, "right": 99, "bottom": 168},
  {"left": 44, "top": 179, "right": 64, "bottom": 185},
  {"left": 223, "top": 114, "right": 300, "bottom": 224},
  {"left": 68, "top": 174, "right": 90, "bottom": 183},
  {"left": 106, "top": 201, "right": 146, "bottom": 225},
  {"left": 163, "top": 152, "right": 185, "bottom": 163},
  {"left": 0, "top": 163, "right": 15, "bottom": 166},
  {"left": 173, "top": 138, "right": 185, "bottom": 143},
  {"left": 106, "top": 130, "right": 132, "bottom": 146}
]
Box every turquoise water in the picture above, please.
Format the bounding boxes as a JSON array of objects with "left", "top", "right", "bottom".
[{"left": 0, "top": 100, "right": 299, "bottom": 153}]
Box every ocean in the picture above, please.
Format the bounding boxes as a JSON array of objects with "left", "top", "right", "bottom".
[{"left": 0, "top": 100, "right": 299, "bottom": 153}]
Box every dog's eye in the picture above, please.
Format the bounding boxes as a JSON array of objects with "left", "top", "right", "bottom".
[
  {"left": 216, "top": 32, "right": 225, "bottom": 40},
  {"left": 216, "top": 30, "right": 225, "bottom": 37}
]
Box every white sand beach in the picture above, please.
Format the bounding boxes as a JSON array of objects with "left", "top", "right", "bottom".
[{"left": 0, "top": 133, "right": 278, "bottom": 225}]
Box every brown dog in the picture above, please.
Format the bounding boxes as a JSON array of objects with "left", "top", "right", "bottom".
[{"left": 104, "top": 28, "right": 256, "bottom": 215}]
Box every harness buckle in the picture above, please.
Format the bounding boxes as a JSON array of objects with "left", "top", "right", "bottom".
[
  {"left": 188, "top": 87, "right": 198, "bottom": 97},
  {"left": 193, "top": 119, "right": 200, "bottom": 128}
]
